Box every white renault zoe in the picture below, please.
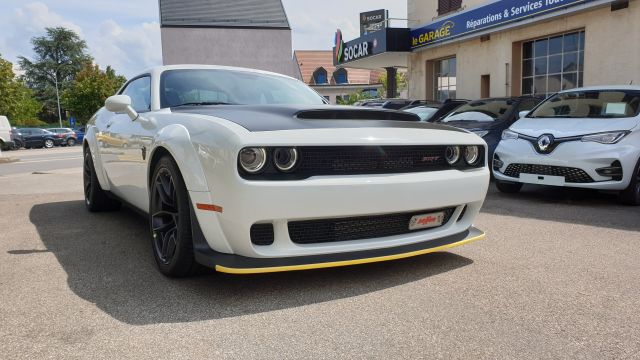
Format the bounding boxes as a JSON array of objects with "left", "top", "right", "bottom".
[{"left": 493, "top": 86, "right": 640, "bottom": 205}]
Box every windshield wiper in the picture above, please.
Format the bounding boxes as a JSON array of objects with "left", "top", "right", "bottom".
[{"left": 172, "top": 101, "right": 237, "bottom": 107}]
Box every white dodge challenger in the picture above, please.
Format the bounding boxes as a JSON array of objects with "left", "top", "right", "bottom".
[{"left": 83, "top": 65, "right": 489, "bottom": 276}]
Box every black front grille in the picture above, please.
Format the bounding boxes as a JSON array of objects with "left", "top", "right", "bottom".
[
  {"left": 250, "top": 224, "right": 275, "bottom": 246},
  {"left": 288, "top": 207, "right": 456, "bottom": 244},
  {"left": 240, "top": 146, "right": 484, "bottom": 180},
  {"left": 503, "top": 164, "right": 594, "bottom": 183},
  {"left": 297, "top": 146, "right": 449, "bottom": 174}
]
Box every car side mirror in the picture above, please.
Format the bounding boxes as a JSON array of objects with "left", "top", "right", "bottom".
[
  {"left": 518, "top": 110, "right": 530, "bottom": 119},
  {"left": 105, "top": 95, "right": 139, "bottom": 121}
]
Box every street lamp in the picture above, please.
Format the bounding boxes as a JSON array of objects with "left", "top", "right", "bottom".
[
  {"left": 52, "top": 62, "right": 70, "bottom": 128},
  {"left": 54, "top": 73, "right": 62, "bottom": 128}
]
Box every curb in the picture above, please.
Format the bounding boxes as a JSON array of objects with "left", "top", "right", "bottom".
[{"left": 0, "top": 157, "right": 19, "bottom": 164}]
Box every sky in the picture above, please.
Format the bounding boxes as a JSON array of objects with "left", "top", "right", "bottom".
[{"left": 0, "top": 0, "right": 407, "bottom": 78}]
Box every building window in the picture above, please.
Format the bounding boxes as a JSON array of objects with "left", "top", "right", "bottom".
[
  {"left": 438, "top": 0, "right": 462, "bottom": 16},
  {"left": 333, "top": 68, "right": 348, "bottom": 84},
  {"left": 313, "top": 68, "right": 328, "bottom": 85},
  {"left": 434, "top": 57, "right": 457, "bottom": 101},
  {"left": 521, "top": 30, "right": 585, "bottom": 96}
]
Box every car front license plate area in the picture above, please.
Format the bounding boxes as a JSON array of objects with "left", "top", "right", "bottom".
[
  {"left": 409, "top": 211, "right": 445, "bottom": 231},
  {"left": 519, "top": 173, "right": 566, "bottom": 186}
]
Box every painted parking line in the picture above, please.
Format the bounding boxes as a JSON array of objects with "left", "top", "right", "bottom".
[{"left": 15, "top": 156, "right": 84, "bottom": 164}]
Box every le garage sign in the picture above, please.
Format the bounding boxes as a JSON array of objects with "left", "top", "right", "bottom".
[{"left": 411, "top": 0, "right": 600, "bottom": 50}]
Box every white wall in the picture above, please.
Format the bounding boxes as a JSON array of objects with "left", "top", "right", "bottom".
[{"left": 161, "top": 27, "right": 299, "bottom": 78}]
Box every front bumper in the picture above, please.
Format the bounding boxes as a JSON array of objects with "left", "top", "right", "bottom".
[
  {"left": 493, "top": 138, "right": 639, "bottom": 190},
  {"left": 192, "top": 222, "right": 485, "bottom": 274},
  {"left": 191, "top": 167, "right": 489, "bottom": 259}
]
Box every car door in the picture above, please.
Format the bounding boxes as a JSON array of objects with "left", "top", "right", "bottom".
[
  {"left": 29, "top": 129, "right": 46, "bottom": 147},
  {"left": 20, "top": 129, "right": 32, "bottom": 147},
  {"left": 99, "top": 75, "right": 154, "bottom": 211}
]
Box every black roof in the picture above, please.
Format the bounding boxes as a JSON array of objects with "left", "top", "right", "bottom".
[{"left": 159, "top": 0, "right": 290, "bottom": 29}]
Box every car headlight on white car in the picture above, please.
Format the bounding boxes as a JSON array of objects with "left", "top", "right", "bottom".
[
  {"left": 581, "top": 131, "right": 629, "bottom": 144},
  {"left": 464, "top": 146, "right": 481, "bottom": 165},
  {"left": 239, "top": 147, "right": 267, "bottom": 173},
  {"left": 501, "top": 129, "right": 519, "bottom": 140}
]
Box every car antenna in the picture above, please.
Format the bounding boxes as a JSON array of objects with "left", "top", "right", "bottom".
[{"left": 630, "top": 80, "right": 634, "bottom": 85}]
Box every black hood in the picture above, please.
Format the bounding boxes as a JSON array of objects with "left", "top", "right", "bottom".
[{"left": 171, "top": 104, "right": 466, "bottom": 133}]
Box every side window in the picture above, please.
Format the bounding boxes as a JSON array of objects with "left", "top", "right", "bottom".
[
  {"left": 121, "top": 76, "right": 151, "bottom": 112},
  {"left": 518, "top": 100, "right": 539, "bottom": 112}
]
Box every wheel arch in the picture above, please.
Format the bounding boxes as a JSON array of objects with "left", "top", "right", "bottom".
[
  {"left": 148, "top": 124, "right": 210, "bottom": 193},
  {"left": 83, "top": 126, "right": 111, "bottom": 191}
]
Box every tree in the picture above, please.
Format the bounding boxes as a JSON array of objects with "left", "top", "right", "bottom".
[
  {"left": 18, "top": 27, "right": 92, "bottom": 121},
  {"left": 0, "top": 54, "right": 43, "bottom": 127},
  {"left": 379, "top": 72, "right": 408, "bottom": 97},
  {"left": 61, "top": 63, "right": 126, "bottom": 123}
]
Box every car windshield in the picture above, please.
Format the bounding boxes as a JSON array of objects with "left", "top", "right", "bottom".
[
  {"left": 405, "top": 106, "right": 439, "bottom": 121},
  {"left": 528, "top": 90, "right": 640, "bottom": 119},
  {"left": 160, "top": 69, "right": 325, "bottom": 108},
  {"left": 441, "top": 99, "right": 515, "bottom": 123}
]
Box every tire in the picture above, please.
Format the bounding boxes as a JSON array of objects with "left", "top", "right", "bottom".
[
  {"left": 496, "top": 180, "right": 523, "bottom": 193},
  {"left": 44, "top": 139, "right": 54, "bottom": 148},
  {"left": 67, "top": 138, "right": 76, "bottom": 146},
  {"left": 149, "top": 156, "right": 200, "bottom": 277},
  {"left": 619, "top": 158, "right": 640, "bottom": 206},
  {"left": 83, "top": 150, "right": 121, "bottom": 212}
]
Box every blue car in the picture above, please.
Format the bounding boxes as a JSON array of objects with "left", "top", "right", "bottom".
[
  {"left": 74, "top": 127, "right": 85, "bottom": 143},
  {"left": 436, "top": 96, "right": 543, "bottom": 159}
]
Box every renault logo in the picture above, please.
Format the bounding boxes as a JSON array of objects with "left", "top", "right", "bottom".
[{"left": 537, "top": 134, "right": 554, "bottom": 152}]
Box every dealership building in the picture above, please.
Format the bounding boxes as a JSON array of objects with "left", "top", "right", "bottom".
[
  {"left": 294, "top": 50, "right": 383, "bottom": 104},
  {"left": 336, "top": 0, "right": 639, "bottom": 101}
]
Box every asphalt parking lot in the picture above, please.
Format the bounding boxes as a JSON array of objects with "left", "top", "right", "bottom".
[{"left": 1, "top": 146, "right": 639, "bottom": 359}]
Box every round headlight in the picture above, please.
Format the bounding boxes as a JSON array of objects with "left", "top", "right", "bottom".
[
  {"left": 239, "top": 147, "right": 267, "bottom": 173},
  {"left": 464, "top": 146, "right": 480, "bottom": 165},
  {"left": 445, "top": 146, "right": 461, "bottom": 165},
  {"left": 273, "top": 148, "right": 298, "bottom": 172}
]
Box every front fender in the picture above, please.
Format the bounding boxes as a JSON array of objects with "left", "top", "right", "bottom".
[
  {"left": 150, "top": 124, "right": 234, "bottom": 254},
  {"left": 84, "top": 124, "right": 111, "bottom": 191},
  {"left": 150, "top": 124, "right": 209, "bottom": 192}
]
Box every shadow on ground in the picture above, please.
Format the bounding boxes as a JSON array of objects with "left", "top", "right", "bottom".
[
  {"left": 26, "top": 200, "right": 472, "bottom": 325},
  {"left": 483, "top": 183, "right": 640, "bottom": 232}
]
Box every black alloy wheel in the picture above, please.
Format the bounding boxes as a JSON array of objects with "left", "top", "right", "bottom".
[
  {"left": 83, "top": 154, "right": 92, "bottom": 203},
  {"left": 149, "top": 156, "right": 199, "bottom": 277},
  {"left": 151, "top": 168, "right": 179, "bottom": 265},
  {"left": 619, "top": 158, "right": 640, "bottom": 205}
]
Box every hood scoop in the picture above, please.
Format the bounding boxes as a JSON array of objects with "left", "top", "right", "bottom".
[{"left": 296, "top": 109, "right": 419, "bottom": 122}]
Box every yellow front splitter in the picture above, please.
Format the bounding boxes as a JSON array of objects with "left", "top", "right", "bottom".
[{"left": 215, "top": 229, "right": 485, "bottom": 275}]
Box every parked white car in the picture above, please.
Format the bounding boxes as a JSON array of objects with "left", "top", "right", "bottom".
[
  {"left": 493, "top": 86, "right": 640, "bottom": 205},
  {"left": 0, "top": 115, "right": 14, "bottom": 150},
  {"left": 84, "top": 65, "right": 489, "bottom": 277}
]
